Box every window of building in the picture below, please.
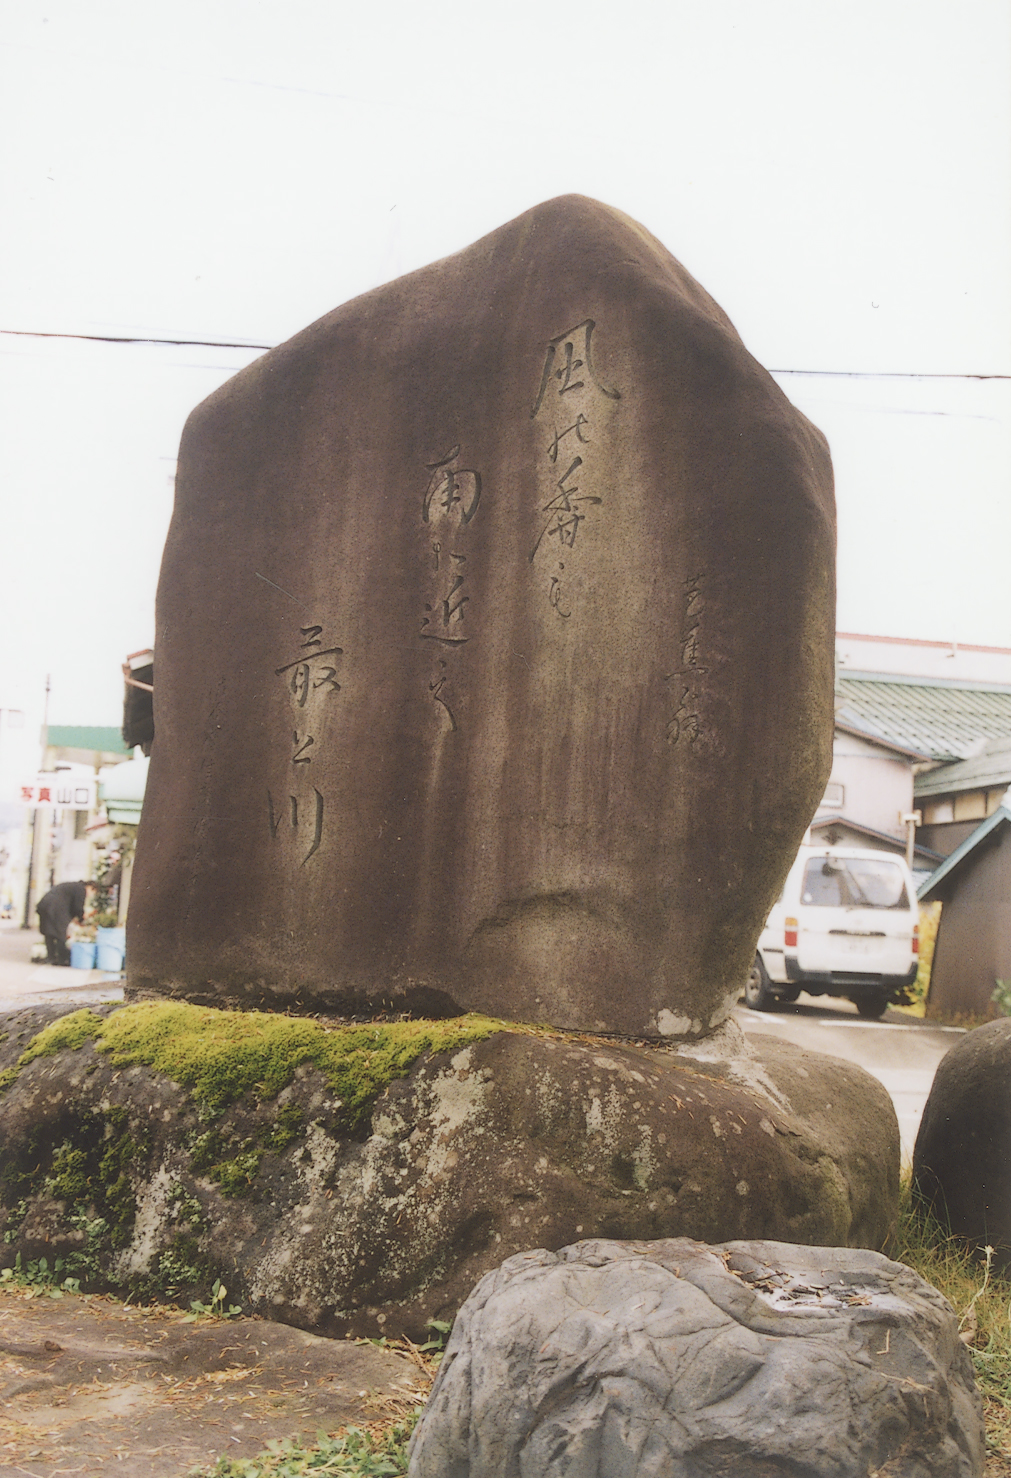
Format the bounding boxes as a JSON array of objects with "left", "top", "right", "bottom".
[{"left": 821, "top": 780, "right": 845, "bottom": 808}]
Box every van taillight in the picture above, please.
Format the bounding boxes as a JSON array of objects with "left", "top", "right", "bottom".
[
  {"left": 785, "top": 917, "right": 798, "bottom": 948},
  {"left": 912, "top": 925, "right": 919, "bottom": 956}
]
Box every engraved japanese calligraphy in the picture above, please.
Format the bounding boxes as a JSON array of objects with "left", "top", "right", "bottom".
[
  {"left": 530, "top": 319, "right": 620, "bottom": 616},
  {"left": 666, "top": 573, "right": 707, "bottom": 747},
  {"left": 418, "top": 444, "right": 484, "bottom": 732},
  {"left": 269, "top": 624, "right": 344, "bottom": 864},
  {"left": 531, "top": 320, "right": 620, "bottom": 417},
  {"left": 422, "top": 445, "right": 482, "bottom": 525}
]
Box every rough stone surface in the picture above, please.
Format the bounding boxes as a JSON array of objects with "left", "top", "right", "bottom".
[
  {"left": 408, "top": 1237, "right": 983, "bottom": 1478},
  {"left": 127, "top": 193, "right": 835, "bottom": 1038},
  {"left": 913, "top": 1018, "right": 1011, "bottom": 1269},
  {"left": 0, "top": 1006, "right": 897, "bottom": 1342}
]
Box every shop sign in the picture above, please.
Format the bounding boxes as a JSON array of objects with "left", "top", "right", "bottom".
[{"left": 19, "top": 776, "right": 96, "bottom": 810}]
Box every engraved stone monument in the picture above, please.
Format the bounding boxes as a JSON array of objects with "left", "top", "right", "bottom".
[{"left": 127, "top": 195, "right": 835, "bottom": 1038}]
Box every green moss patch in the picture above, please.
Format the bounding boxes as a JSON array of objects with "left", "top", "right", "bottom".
[
  {"left": 39, "top": 1106, "right": 147, "bottom": 1249},
  {"left": 0, "top": 1009, "right": 106, "bottom": 1092},
  {"left": 188, "top": 1127, "right": 264, "bottom": 1198},
  {"left": 0, "top": 1001, "right": 504, "bottom": 1126}
]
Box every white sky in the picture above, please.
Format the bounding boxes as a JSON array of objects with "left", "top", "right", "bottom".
[{"left": 1, "top": 0, "right": 1009, "bottom": 794}]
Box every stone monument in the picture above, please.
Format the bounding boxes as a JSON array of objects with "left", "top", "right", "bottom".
[{"left": 127, "top": 195, "right": 835, "bottom": 1038}]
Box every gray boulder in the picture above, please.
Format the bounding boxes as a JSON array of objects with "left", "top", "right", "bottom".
[
  {"left": 0, "top": 1005, "right": 898, "bottom": 1341},
  {"left": 913, "top": 1018, "right": 1011, "bottom": 1269},
  {"left": 408, "top": 1237, "right": 983, "bottom": 1478}
]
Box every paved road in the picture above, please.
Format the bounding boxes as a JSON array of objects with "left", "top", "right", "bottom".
[
  {"left": 0, "top": 918, "right": 124, "bottom": 1013},
  {"left": 735, "top": 997, "right": 964, "bottom": 1164},
  {"left": 0, "top": 921, "right": 957, "bottom": 1165}
]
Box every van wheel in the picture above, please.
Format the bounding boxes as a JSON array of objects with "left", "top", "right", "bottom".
[
  {"left": 854, "top": 992, "right": 889, "bottom": 1019},
  {"left": 743, "top": 956, "right": 777, "bottom": 1011}
]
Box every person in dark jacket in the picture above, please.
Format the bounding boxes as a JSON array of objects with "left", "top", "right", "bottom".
[{"left": 36, "top": 880, "right": 96, "bottom": 966}]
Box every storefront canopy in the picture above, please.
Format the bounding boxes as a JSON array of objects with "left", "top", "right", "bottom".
[{"left": 98, "top": 754, "right": 149, "bottom": 825}]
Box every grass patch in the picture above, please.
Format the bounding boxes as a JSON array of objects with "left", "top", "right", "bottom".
[
  {"left": 185, "top": 1330, "right": 450, "bottom": 1477},
  {"left": 893, "top": 1172, "right": 1011, "bottom": 1459},
  {"left": 187, "top": 1415, "right": 421, "bottom": 1476},
  {"left": 0, "top": 1002, "right": 506, "bottom": 1125}
]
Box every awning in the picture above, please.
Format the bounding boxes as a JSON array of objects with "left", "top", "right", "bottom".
[{"left": 99, "top": 754, "right": 149, "bottom": 825}]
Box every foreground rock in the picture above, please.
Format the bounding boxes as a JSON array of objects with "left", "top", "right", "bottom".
[
  {"left": 128, "top": 192, "right": 835, "bottom": 1039},
  {"left": 0, "top": 1286, "right": 422, "bottom": 1478},
  {"left": 913, "top": 1018, "right": 1011, "bottom": 1269},
  {"left": 0, "top": 1004, "right": 897, "bottom": 1341},
  {"left": 409, "top": 1237, "right": 983, "bottom": 1478}
]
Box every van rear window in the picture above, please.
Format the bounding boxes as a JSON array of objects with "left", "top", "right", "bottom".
[{"left": 801, "top": 857, "right": 909, "bottom": 910}]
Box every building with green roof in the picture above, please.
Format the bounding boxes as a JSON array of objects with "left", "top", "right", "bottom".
[
  {"left": 835, "top": 673, "right": 1011, "bottom": 764},
  {"left": 44, "top": 726, "right": 132, "bottom": 767},
  {"left": 831, "top": 672, "right": 1011, "bottom": 859}
]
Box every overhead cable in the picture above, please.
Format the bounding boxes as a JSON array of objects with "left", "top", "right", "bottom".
[
  {"left": 1, "top": 327, "right": 1008, "bottom": 379},
  {"left": 0, "top": 328, "right": 271, "bottom": 350}
]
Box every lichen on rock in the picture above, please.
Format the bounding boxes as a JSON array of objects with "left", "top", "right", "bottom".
[{"left": 0, "top": 1002, "right": 899, "bottom": 1339}]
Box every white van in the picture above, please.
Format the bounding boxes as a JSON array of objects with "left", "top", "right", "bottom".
[{"left": 745, "top": 845, "right": 919, "bottom": 1018}]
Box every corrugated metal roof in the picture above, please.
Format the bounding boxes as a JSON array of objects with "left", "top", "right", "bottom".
[
  {"left": 835, "top": 674, "right": 1011, "bottom": 762},
  {"left": 47, "top": 725, "right": 130, "bottom": 755},
  {"left": 915, "top": 735, "right": 1011, "bottom": 798},
  {"left": 834, "top": 720, "right": 931, "bottom": 760}
]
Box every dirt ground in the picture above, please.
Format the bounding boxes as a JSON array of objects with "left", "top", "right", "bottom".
[
  {"left": 0, "top": 1286, "right": 428, "bottom": 1478},
  {"left": 2, "top": 1285, "right": 1007, "bottom": 1477}
]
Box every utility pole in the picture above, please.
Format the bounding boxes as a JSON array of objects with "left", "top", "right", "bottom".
[
  {"left": 901, "top": 811, "right": 922, "bottom": 872},
  {"left": 21, "top": 674, "right": 51, "bottom": 929}
]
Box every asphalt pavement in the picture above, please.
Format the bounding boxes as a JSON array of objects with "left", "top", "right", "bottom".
[
  {"left": 0, "top": 918, "right": 124, "bottom": 1013},
  {"left": 0, "top": 920, "right": 957, "bottom": 1166},
  {"left": 734, "top": 996, "right": 964, "bottom": 1164}
]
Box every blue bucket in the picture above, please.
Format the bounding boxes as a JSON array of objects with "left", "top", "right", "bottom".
[
  {"left": 96, "top": 926, "right": 125, "bottom": 972},
  {"left": 70, "top": 940, "right": 97, "bottom": 970}
]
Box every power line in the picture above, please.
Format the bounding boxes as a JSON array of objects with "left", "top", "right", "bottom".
[
  {"left": 771, "top": 367, "right": 1009, "bottom": 381},
  {"left": 1, "top": 327, "right": 1009, "bottom": 380},
  {"left": 1, "top": 328, "right": 271, "bottom": 350}
]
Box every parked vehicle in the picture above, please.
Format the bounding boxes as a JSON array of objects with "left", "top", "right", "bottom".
[{"left": 745, "top": 846, "right": 919, "bottom": 1019}]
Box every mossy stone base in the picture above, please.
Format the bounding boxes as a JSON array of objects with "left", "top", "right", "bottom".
[{"left": 0, "top": 1003, "right": 898, "bottom": 1340}]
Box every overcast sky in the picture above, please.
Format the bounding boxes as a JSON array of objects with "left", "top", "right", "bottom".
[{"left": 1, "top": 0, "right": 1008, "bottom": 793}]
